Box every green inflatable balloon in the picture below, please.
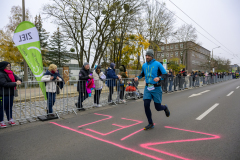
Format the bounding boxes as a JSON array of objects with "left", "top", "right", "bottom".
[{"left": 13, "top": 21, "right": 47, "bottom": 99}]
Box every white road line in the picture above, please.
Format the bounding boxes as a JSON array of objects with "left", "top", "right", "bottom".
[
  {"left": 227, "top": 91, "right": 234, "bottom": 96},
  {"left": 188, "top": 90, "right": 210, "bottom": 98},
  {"left": 196, "top": 103, "right": 219, "bottom": 120},
  {"left": 236, "top": 86, "right": 240, "bottom": 89}
]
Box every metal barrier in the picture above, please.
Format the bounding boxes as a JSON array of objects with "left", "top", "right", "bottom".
[{"left": 0, "top": 75, "right": 233, "bottom": 126}]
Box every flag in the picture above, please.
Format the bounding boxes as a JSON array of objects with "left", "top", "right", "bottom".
[{"left": 13, "top": 21, "right": 46, "bottom": 99}]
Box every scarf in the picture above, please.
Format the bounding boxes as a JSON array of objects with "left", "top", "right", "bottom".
[
  {"left": 4, "top": 69, "right": 15, "bottom": 82},
  {"left": 44, "top": 70, "right": 65, "bottom": 89}
]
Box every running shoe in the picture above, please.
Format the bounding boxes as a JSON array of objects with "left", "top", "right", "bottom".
[
  {"left": 144, "top": 124, "right": 154, "bottom": 130},
  {"left": 164, "top": 105, "right": 170, "bottom": 117}
]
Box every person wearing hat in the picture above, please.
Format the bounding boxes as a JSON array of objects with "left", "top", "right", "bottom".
[
  {"left": 41, "top": 64, "right": 63, "bottom": 116},
  {"left": 106, "top": 63, "right": 121, "bottom": 103},
  {"left": 134, "top": 49, "right": 170, "bottom": 130},
  {"left": 0, "top": 61, "right": 22, "bottom": 128},
  {"left": 76, "top": 62, "right": 92, "bottom": 111},
  {"left": 93, "top": 65, "right": 106, "bottom": 107}
]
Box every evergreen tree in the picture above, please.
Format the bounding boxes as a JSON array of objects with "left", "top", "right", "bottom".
[
  {"left": 48, "top": 27, "right": 70, "bottom": 67},
  {"left": 34, "top": 14, "right": 49, "bottom": 66}
]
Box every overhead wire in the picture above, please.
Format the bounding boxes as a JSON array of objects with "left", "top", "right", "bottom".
[
  {"left": 169, "top": 0, "right": 237, "bottom": 56},
  {"left": 155, "top": 0, "right": 240, "bottom": 61}
]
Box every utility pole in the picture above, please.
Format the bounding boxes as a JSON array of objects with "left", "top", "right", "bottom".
[{"left": 22, "top": 0, "right": 28, "bottom": 82}]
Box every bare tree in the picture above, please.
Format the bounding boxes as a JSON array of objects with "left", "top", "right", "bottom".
[
  {"left": 172, "top": 24, "right": 198, "bottom": 42},
  {"left": 146, "top": 0, "right": 175, "bottom": 52},
  {"left": 43, "top": 0, "right": 144, "bottom": 68}
]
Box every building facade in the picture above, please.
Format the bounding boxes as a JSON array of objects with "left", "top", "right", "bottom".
[
  {"left": 230, "top": 64, "right": 239, "bottom": 73},
  {"left": 154, "top": 41, "right": 211, "bottom": 72}
]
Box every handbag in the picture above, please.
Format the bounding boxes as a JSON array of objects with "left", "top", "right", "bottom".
[{"left": 56, "top": 85, "right": 60, "bottom": 95}]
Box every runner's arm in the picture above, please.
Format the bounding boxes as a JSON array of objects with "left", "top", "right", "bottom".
[
  {"left": 137, "top": 68, "right": 145, "bottom": 79},
  {"left": 158, "top": 63, "right": 167, "bottom": 79}
]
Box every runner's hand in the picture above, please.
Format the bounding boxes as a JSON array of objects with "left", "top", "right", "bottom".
[
  {"left": 154, "top": 77, "right": 160, "bottom": 82},
  {"left": 57, "top": 76, "right": 60, "bottom": 80},
  {"left": 50, "top": 76, "right": 54, "bottom": 80},
  {"left": 134, "top": 77, "right": 138, "bottom": 81}
]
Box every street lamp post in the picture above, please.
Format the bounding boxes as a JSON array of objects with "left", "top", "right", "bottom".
[{"left": 211, "top": 46, "right": 220, "bottom": 72}]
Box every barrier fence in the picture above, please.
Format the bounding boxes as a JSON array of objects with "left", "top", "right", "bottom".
[{"left": 0, "top": 75, "right": 233, "bottom": 125}]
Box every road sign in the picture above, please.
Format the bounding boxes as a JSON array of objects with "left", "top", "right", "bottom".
[{"left": 163, "top": 59, "right": 167, "bottom": 70}]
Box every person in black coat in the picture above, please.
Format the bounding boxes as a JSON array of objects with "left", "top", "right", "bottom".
[
  {"left": 168, "top": 69, "right": 174, "bottom": 92},
  {"left": 0, "top": 61, "right": 22, "bottom": 128},
  {"left": 106, "top": 63, "right": 121, "bottom": 103},
  {"left": 76, "top": 62, "right": 93, "bottom": 111}
]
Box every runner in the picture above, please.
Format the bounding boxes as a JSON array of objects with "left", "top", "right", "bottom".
[{"left": 134, "top": 49, "right": 170, "bottom": 130}]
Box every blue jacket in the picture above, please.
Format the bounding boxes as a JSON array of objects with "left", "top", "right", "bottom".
[
  {"left": 138, "top": 59, "right": 167, "bottom": 84},
  {"left": 106, "top": 67, "right": 118, "bottom": 87}
]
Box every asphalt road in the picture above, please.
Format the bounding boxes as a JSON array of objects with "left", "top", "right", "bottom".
[{"left": 1, "top": 79, "right": 240, "bottom": 160}]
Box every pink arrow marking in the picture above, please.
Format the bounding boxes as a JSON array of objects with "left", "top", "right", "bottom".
[{"left": 140, "top": 126, "right": 221, "bottom": 160}]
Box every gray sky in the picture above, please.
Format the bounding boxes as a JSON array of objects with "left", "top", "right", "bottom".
[{"left": 1, "top": 0, "right": 240, "bottom": 65}]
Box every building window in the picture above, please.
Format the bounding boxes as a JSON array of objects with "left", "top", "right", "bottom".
[
  {"left": 192, "top": 53, "right": 195, "bottom": 57},
  {"left": 161, "top": 46, "right": 164, "bottom": 51},
  {"left": 166, "top": 53, "right": 169, "bottom": 57},
  {"left": 175, "top": 44, "right": 178, "bottom": 49},
  {"left": 180, "top": 43, "right": 183, "bottom": 48},
  {"left": 170, "top": 53, "right": 173, "bottom": 57},
  {"left": 166, "top": 46, "right": 169, "bottom": 50},
  {"left": 161, "top": 53, "right": 164, "bottom": 58},
  {"left": 170, "top": 45, "right": 173, "bottom": 49},
  {"left": 157, "top": 53, "right": 160, "bottom": 59},
  {"left": 180, "top": 51, "right": 183, "bottom": 56},
  {"left": 175, "top": 51, "right": 178, "bottom": 57}
]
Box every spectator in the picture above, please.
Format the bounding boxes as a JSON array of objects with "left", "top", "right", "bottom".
[
  {"left": 106, "top": 63, "right": 121, "bottom": 103},
  {"left": 41, "top": 64, "right": 63, "bottom": 117},
  {"left": 76, "top": 62, "right": 92, "bottom": 111},
  {"left": 0, "top": 61, "right": 22, "bottom": 128},
  {"left": 119, "top": 65, "right": 128, "bottom": 103},
  {"left": 168, "top": 69, "right": 174, "bottom": 92},
  {"left": 93, "top": 65, "right": 106, "bottom": 107},
  {"left": 209, "top": 71, "right": 213, "bottom": 84},
  {"left": 162, "top": 71, "right": 169, "bottom": 93},
  {"left": 182, "top": 68, "right": 187, "bottom": 89},
  {"left": 236, "top": 73, "right": 239, "bottom": 79},
  {"left": 202, "top": 71, "right": 205, "bottom": 85}
]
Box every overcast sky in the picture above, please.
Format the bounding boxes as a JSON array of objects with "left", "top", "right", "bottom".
[{"left": 1, "top": 0, "right": 240, "bottom": 65}]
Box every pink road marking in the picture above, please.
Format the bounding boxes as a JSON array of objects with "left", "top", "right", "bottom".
[
  {"left": 85, "top": 118, "right": 143, "bottom": 136},
  {"left": 78, "top": 113, "right": 112, "bottom": 128},
  {"left": 112, "top": 124, "right": 127, "bottom": 128},
  {"left": 121, "top": 128, "right": 144, "bottom": 141},
  {"left": 50, "top": 122, "right": 163, "bottom": 160},
  {"left": 140, "top": 126, "right": 221, "bottom": 160}
]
